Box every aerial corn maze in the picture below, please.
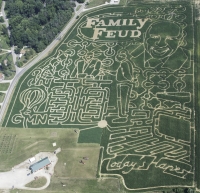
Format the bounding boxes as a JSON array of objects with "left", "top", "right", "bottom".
[{"left": 2, "top": 0, "right": 199, "bottom": 191}]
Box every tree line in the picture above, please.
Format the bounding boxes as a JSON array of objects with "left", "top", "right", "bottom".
[
  {"left": 161, "top": 188, "right": 194, "bottom": 193},
  {"left": 5, "top": 0, "right": 76, "bottom": 52}
]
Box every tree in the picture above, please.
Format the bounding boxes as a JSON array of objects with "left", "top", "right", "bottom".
[
  {"left": 187, "top": 188, "right": 194, "bottom": 193},
  {"left": 14, "top": 48, "right": 21, "bottom": 54},
  {"left": 17, "top": 61, "right": 23, "bottom": 67},
  {"left": 36, "top": 41, "right": 45, "bottom": 52},
  {"left": 10, "top": 36, "right": 14, "bottom": 46},
  {"left": 0, "top": 17, "right": 4, "bottom": 22},
  {"left": 38, "top": 11, "right": 48, "bottom": 25},
  {"left": 1, "top": 62, "right": 8, "bottom": 71},
  {"left": 4, "top": 70, "right": 12, "bottom": 77},
  {"left": 77, "top": 0, "right": 85, "bottom": 3},
  {"left": 2, "top": 26, "right": 8, "bottom": 36},
  {"left": 6, "top": 0, "right": 74, "bottom": 53}
]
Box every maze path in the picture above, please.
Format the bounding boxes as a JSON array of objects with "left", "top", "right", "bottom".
[{"left": 3, "top": 3, "right": 195, "bottom": 191}]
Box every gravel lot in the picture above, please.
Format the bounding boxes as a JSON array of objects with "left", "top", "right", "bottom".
[{"left": 0, "top": 149, "right": 60, "bottom": 190}]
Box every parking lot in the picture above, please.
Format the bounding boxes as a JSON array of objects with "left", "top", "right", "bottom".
[{"left": 0, "top": 150, "right": 60, "bottom": 190}]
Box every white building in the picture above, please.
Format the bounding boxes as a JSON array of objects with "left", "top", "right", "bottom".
[
  {"left": 110, "top": 0, "right": 119, "bottom": 4},
  {"left": 29, "top": 157, "right": 36, "bottom": 163}
]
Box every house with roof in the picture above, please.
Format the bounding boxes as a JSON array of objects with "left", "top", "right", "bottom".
[
  {"left": 19, "top": 49, "right": 26, "bottom": 59},
  {"left": 29, "top": 157, "right": 51, "bottom": 173},
  {"left": 110, "top": 0, "right": 119, "bottom": 4},
  {"left": 4, "top": 59, "right": 7, "bottom": 66},
  {"left": 29, "top": 157, "right": 36, "bottom": 163}
]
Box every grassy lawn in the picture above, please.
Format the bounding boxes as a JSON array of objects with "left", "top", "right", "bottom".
[
  {"left": 0, "top": 24, "right": 10, "bottom": 50},
  {"left": 55, "top": 147, "right": 100, "bottom": 178},
  {"left": 1, "top": 127, "right": 120, "bottom": 193},
  {"left": 11, "top": 178, "right": 120, "bottom": 193},
  {"left": 76, "top": 5, "right": 82, "bottom": 11},
  {"left": 119, "top": 0, "right": 127, "bottom": 5},
  {"left": 86, "top": 0, "right": 110, "bottom": 8},
  {"left": 0, "top": 128, "right": 79, "bottom": 171},
  {"left": 17, "top": 48, "right": 37, "bottom": 67},
  {"left": 0, "top": 24, "right": 15, "bottom": 79},
  {"left": 0, "top": 83, "right": 9, "bottom": 91},
  {"left": 78, "top": 128, "right": 103, "bottom": 143},
  {"left": 4, "top": 53, "right": 15, "bottom": 80},
  {"left": 0, "top": 92, "right": 5, "bottom": 102},
  {"left": 0, "top": 128, "right": 100, "bottom": 173},
  {"left": 25, "top": 177, "right": 47, "bottom": 188},
  {"left": 0, "top": 50, "right": 9, "bottom": 55},
  {"left": 0, "top": 53, "right": 15, "bottom": 80}
]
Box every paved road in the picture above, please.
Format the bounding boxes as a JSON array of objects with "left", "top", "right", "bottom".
[{"left": 0, "top": 1, "right": 88, "bottom": 123}]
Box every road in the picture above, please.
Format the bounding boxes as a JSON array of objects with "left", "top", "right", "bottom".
[{"left": 0, "top": 0, "right": 88, "bottom": 123}]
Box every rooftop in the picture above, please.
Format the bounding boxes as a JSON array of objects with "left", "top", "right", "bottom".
[{"left": 29, "top": 157, "right": 51, "bottom": 172}]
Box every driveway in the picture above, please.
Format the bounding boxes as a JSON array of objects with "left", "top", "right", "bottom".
[
  {"left": 0, "top": 151, "right": 59, "bottom": 190},
  {"left": 0, "top": 168, "right": 50, "bottom": 190}
]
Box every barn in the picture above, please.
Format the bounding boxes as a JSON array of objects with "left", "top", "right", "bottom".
[{"left": 29, "top": 157, "right": 51, "bottom": 173}]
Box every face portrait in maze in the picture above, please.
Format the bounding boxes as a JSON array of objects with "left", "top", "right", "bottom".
[
  {"left": 141, "top": 20, "right": 190, "bottom": 71},
  {"left": 3, "top": 3, "right": 195, "bottom": 191},
  {"left": 144, "top": 21, "right": 183, "bottom": 59}
]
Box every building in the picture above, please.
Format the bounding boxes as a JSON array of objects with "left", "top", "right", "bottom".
[
  {"left": 52, "top": 142, "right": 56, "bottom": 147},
  {"left": 29, "top": 157, "right": 51, "bottom": 173},
  {"left": 110, "top": 0, "right": 119, "bottom": 4},
  {"left": 19, "top": 49, "right": 26, "bottom": 59},
  {"left": 29, "top": 157, "right": 36, "bottom": 163},
  {"left": 3, "top": 59, "right": 7, "bottom": 66}
]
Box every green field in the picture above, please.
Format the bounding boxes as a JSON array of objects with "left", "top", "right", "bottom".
[
  {"left": 0, "top": 83, "right": 9, "bottom": 91},
  {"left": 78, "top": 127, "right": 103, "bottom": 143},
  {"left": 25, "top": 177, "right": 47, "bottom": 188},
  {"left": 0, "top": 127, "right": 120, "bottom": 193},
  {"left": 0, "top": 24, "right": 15, "bottom": 80},
  {"left": 0, "top": 1, "right": 197, "bottom": 192},
  {"left": 0, "top": 92, "right": 5, "bottom": 102},
  {"left": 86, "top": 0, "right": 110, "bottom": 8},
  {"left": 0, "top": 24, "right": 11, "bottom": 50}
]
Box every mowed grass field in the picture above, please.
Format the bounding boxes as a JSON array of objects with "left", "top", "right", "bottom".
[
  {"left": 0, "top": 83, "right": 9, "bottom": 91},
  {"left": 78, "top": 128, "right": 103, "bottom": 143},
  {"left": 0, "top": 92, "right": 5, "bottom": 102},
  {"left": 25, "top": 177, "right": 47, "bottom": 188},
  {"left": 0, "top": 127, "right": 120, "bottom": 193},
  {"left": 86, "top": 0, "right": 110, "bottom": 8}
]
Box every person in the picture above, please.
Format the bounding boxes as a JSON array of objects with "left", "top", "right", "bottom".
[
  {"left": 102, "top": 49, "right": 139, "bottom": 123},
  {"left": 130, "top": 20, "right": 190, "bottom": 71},
  {"left": 127, "top": 20, "right": 191, "bottom": 95}
]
